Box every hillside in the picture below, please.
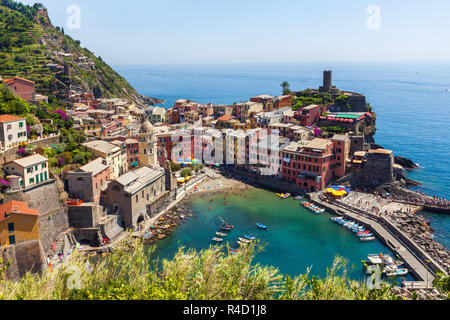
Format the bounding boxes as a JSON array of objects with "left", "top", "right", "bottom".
[{"left": 0, "top": 0, "right": 162, "bottom": 106}]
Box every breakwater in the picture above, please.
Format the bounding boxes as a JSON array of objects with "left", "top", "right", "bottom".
[{"left": 309, "top": 192, "right": 444, "bottom": 289}]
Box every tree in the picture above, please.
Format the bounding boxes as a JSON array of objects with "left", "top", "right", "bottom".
[{"left": 281, "top": 81, "right": 291, "bottom": 95}]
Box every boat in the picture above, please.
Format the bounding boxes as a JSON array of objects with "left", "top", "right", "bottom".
[
  {"left": 221, "top": 225, "right": 233, "bottom": 232},
  {"left": 357, "top": 233, "right": 374, "bottom": 238},
  {"left": 256, "top": 223, "right": 267, "bottom": 230},
  {"left": 229, "top": 247, "right": 239, "bottom": 255},
  {"left": 212, "top": 237, "right": 224, "bottom": 243},
  {"left": 295, "top": 196, "right": 304, "bottom": 200},
  {"left": 367, "top": 254, "right": 383, "bottom": 265},
  {"left": 238, "top": 237, "right": 252, "bottom": 243},
  {"left": 243, "top": 234, "right": 257, "bottom": 240},
  {"left": 383, "top": 265, "right": 409, "bottom": 277},
  {"left": 277, "top": 193, "right": 291, "bottom": 199},
  {"left": 216, "top": 232, "right": 227, "bottom": 237},
  {"left": 331, "top": 217, "right": 344, "bottom": 222},
  {"left": 359, "top": 236, "right": 375, "bottom": 241}
]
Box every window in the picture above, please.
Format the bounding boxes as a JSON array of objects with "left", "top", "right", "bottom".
[
  {"left": 29, "top": 178, "right": 34, "bottom": 184},
  {"left": 8, "top": 223, "right": 14, "bottom": 233},
  {"left": 9, "top": 235, "right": 15, "bottom": 245},
  {"left": 42, "top": 163, "right": 47, "bottom": 169}
]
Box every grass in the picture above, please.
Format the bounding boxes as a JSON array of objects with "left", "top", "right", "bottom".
[{"left": 0, "top": 234, "right": 413, "bottom": 300}]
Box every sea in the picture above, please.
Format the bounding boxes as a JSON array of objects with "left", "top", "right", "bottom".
[{"left": 114, "top": 62, "right": 450, "bottom": 275}]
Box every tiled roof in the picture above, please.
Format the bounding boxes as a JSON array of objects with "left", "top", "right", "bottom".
[
  {"left": 10, "top": 154, "right": 48, "bottom": 168},
  {"left": 4, "top": 76, "right": 35, "bottom": 85},
  {"left": 0, "top": 115, "right": 25, "bottom": 123},
  {"left": 0, "top": 200, "right": 39, "bottom": 222},
  {"left": 79, "top": 158, "right": 109, "bottom": 175}
]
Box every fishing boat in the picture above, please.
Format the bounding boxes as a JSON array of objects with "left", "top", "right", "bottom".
[
  {"left": 212, "top": 237, "right": 224, "bottom": 243},
  {"left": 238, "top": 237, "right": 252, "bottom": 243},
  {"left": 221, "top": 225, "right": 233, "bottom": 232},
  {"left": 277, "top": 193, "right": 291, "bottom": 199},
  {"left": 219, "top": 217, "right": 234, "bottom": 230},
  {"left": 295, "top": 196, "right": 304, "bottom": 200},
  {"left": 216, "top": 232, "right": 227, "bottom": 237},
  {"left": 331, "top": 217, "right": 344, "bottom": 223},
  {"left": 243, "top": 234, "right": 257, "bottom": 240},
  {"left": 256, "top": 223, "right": 267, "bottom": 230}
]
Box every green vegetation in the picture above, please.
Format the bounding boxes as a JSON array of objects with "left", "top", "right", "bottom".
[
  {"left": 0, "top": 236, "right": 412, "bottom": 300},
  {"left": 280, "top": 81, "right": 291, "bottom": 95},
  {"left": 0, "top": 1, "right": 139, "bottom": 102},
  {"left": 292, "top": 90, "right": 333, "bottom": 111},
  {"left": 336, "top": 94, "right": 352, "bottom": 112}
]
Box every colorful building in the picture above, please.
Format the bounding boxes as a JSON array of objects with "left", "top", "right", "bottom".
[
  {"left": 0, "top": 200, "right": 39, "bottom": 246},
  {"left": 3, "top": 154, "right": 49, "bottom": 189},
  {"left": 0, "top": 115, "right": 27, "bottom": 149}
]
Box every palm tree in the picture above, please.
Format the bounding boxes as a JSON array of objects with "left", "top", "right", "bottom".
[{"left": 281, "top": 81, "right": 290, "bottom": 95}]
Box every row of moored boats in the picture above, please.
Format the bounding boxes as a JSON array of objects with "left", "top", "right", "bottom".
[
  {"left": 330, "top": 216, "right": 376, "bottom": 241},
  {"left": 212, "top": 218, "right": 267, "bottom": 254}
]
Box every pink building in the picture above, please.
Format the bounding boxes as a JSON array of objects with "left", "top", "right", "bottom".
[{"left": 4, "top": 77, "right": 35, "bottom": 101}]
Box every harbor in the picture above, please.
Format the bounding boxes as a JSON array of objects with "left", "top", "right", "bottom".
[
  {"left": 151, "top": 188, "right": 417, "bottom": 282},
  {"left": 308, "top": 191, "right": 442, "bottom": 289}
]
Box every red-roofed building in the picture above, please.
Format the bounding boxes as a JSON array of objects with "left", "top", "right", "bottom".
[
  {"left": 0, "top": 200, "right": 40, "bottom": 246},
  {"left": 0, "top": 115, "right": 27, "bottom": 149},
  {"left": 4, "top": 76, "right": 35, "bottom": 101}
]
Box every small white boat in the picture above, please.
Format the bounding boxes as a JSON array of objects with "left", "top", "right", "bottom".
[
  {"left": 212, "top": 237, "right": 223, "bottom": 243},
  {"left": 367, "top": 254, "right": 383, "bottom": 265},
  {"left": 238, "top": 237, "right": 252, "bottom": 243},
  {"left": 384, "top": 265, "right": 409, "bottom": 277},
  {"left": 216, "top": 232, "right": 227, "bottom": 237},
  {"left": 359, "top": 236, "right": 375, "bottom": 241}
]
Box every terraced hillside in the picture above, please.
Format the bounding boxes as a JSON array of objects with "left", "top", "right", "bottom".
[{"left": 0, "top": 0, "right": 161, "bottom": 106}]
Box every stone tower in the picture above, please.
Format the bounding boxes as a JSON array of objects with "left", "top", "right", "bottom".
[
  {"left": 319, "top": 70, "right": 339, "bottom": 94},
  {"left": 138, "top": 119, "right": 158, "bottom": 167},
  {"left": 323, "top": 70, "right": 332, "bottom": 89}
]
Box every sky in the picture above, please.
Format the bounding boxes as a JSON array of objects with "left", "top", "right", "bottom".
[{"left": 19, "top": 0, "right": 450, "bottom": 65}]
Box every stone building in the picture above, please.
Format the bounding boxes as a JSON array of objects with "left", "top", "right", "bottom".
[
  {"left": 353, "top": 149, "right": 394, "bottom": 185},
  {"left": 66, "top": 157, "right": 111, "bottom": 203},
  {"left": 102, "top": 166, "right": 166, "bottom": 228}
]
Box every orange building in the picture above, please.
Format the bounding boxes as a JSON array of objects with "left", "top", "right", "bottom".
[{"left": 0, "top": 200, "right": 39, "bottom": 246}]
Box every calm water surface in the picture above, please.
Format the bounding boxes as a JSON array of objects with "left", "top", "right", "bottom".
[
  {"left": 152, "top": 189, "right": 415, "bottom": 281},
  {"left": 115, "top": 62, "right": 450, "bottom": 252}
]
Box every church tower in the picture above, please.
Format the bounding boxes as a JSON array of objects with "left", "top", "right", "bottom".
[{"left": 138, "top": 119, "right": 158, "bottom": 167}]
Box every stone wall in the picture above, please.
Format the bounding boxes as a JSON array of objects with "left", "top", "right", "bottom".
[
  {"left": 1, "top": 240, "right": 46, "bottom": 281},
  {"left": 4, "top": 179, "right": 63, "bottom": 215},
  {"left": 0, "top": 135, "right": 60, "bottom": 165},
  {"left": 38, "top": 207, "right": 69, "bottom": 255},
  {"left": 68, "top": 203, "right": 105, "bottom": 228}
]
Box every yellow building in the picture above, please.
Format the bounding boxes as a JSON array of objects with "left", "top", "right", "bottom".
[{"left": 0, "top": 200, "right": 39, "bottom": 246}]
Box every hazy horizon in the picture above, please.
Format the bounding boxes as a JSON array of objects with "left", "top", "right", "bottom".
[{"left": 18, "top": 0, "right": 450, "bottom": 66}]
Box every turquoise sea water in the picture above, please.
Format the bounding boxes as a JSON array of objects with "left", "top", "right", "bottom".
[
  {"left": 115, "top": 62, "right": 450, "bottom": 251},
  {"left": 152, "top": 189, "right": 415, "bottom": 281}
]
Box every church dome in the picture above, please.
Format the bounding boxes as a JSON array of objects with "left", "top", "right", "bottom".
[{"left": 140, "top": 121, "right": 154, "bottom": 134}]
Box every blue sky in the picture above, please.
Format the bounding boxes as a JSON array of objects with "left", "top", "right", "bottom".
[{"left": 19, "top": 0, "right": 450, "bottom": 65}]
